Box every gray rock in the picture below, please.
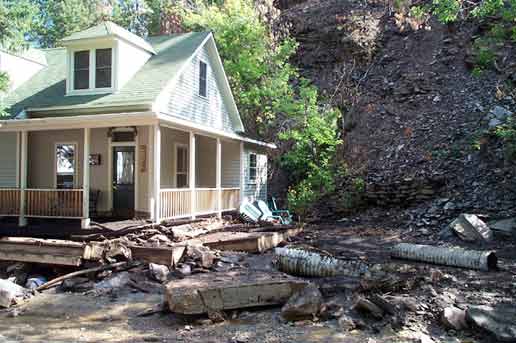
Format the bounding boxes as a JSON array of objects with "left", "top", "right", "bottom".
[
  {"left": 489, "top": 118, "right": 503, "bottom": 128},
  {"left": 490, "top": 105, "right": 513, "bottom": 120},
  {"left": 61, "top": 277, "right": 95, "bottom": 292},
  {"left": 95, "top": 271, "right": 131, "bottom": 292},
  {"left": 281, "top": 283, "right": 323, "bottom": 321},
  {"left": 442, "top": 306, "right": 467, "bottom": 330},
  {"left": 149, "top": 263, "right": 170, "bottom": 283},
  {"left": 466, "top": 304, "right": 516, "bottom": 342},
  {"left": 489, "top": 218, "right": 516, "bottom": 235},
  {"left": 0, "top": 279, "right": 28, "bottom": 308},
  {"left": 449, "top": 214, "right": 493, "bottom": 242}
]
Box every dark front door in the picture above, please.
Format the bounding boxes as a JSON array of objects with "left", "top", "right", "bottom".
[{"left": 112, "top": 146, "right": 135, "bottom": 218}]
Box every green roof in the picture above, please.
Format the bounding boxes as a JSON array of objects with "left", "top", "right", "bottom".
[
  {"left": 61, "top": 21, "right": 156, "bottom": 54},
  {"left": 3, "top": 31, "right": 210, "bottom": 118}
]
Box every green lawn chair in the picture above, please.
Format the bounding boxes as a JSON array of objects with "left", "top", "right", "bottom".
[
  {"left": 256, "top": 200, "right": 292, "bottom": 225},
  {"left": 267, "top": 197, "right": 293, "bottom": 224},
  {"left": 239, "top": 201, "right": 263, "bottom": 224}
]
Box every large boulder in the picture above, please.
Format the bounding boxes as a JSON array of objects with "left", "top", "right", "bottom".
[
  {"left": 281, "top": 283, "right": 323, "bottom": 321},
  {"left": 449, "top": 214, "right": 493, "bottom": 242},
  {"left": 442, "top": 306, "right": 467, "bottom": 330}
]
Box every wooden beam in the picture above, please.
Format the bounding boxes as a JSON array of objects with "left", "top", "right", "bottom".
[
  {"left": 129, "top": 245, "right": 185, "bottom": 267},
  {"left": 239, "top": 141, "right": 244, "bottom": 203},
  {"left": 183, "top": 226, "right": 303, "bottom": 253},
  {"left": 165, "top": 271, "right": 308, "bottom": 315}
]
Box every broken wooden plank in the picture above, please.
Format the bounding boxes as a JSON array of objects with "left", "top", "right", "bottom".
[
  {"left": 165, "top": 271, "right": 308, "bottom": 314},
  {"left": 0, "top": 251, "right": 82, "bottom": 266},
  {"left": 184, "top": 226, "right": 303, "bottom": 253},
  {"left": 129, "top": 245, "right": 185, "bottom": 267}
]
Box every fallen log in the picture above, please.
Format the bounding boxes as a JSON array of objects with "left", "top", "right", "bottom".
[
  {"left": 273, "top": 246, "right": 368, "bottom": 277},
  {"left": 36, "top": 261, "right": 140, "bottom": 292},
  {"left": 391, "top": 243, "right": 497, "bottom": 271},
  {"left": 165, "top": 271, "right": 308, "bottom": 315}
]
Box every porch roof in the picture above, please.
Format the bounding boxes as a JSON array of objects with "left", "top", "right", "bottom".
[{"left": 2, "top": 32, "right": 210, "bottom": 119}]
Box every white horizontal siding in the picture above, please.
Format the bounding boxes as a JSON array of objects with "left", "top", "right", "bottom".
[
  {"left": 242, "top": 147, "right": 267, "bottom": 201},
  {"left": 0, "top": 132, "right": 17, "bottom": 187},
  {"left": 166, "top": 45, "right": 236, "bottom": 132},
  {"left": 222, "top": 140, "right": 240, "bottom": 188}
]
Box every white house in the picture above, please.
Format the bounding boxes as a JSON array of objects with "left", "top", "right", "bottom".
[{"left": 0, "top": 21, "right": 273, "bottom": 228}]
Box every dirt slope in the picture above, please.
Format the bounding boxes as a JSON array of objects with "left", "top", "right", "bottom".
[{"left": 280, "top": 0, "right": 516, "bottom": 218}]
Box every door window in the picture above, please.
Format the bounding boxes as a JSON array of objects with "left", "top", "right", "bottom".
[
  {"left": 56, "top": 143, "right": 76, "bottom": 189},
  {"left": 115, "top": 150, "right": 135, "bottom": 185}
]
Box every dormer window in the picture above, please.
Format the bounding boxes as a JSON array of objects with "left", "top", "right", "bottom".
[
  {"left": 73, "top": 51, "right": 90, "bottom": 90},
  {"left": 69, "top": 47, "right": 114, "bottom": 94},
  {"left": 95, "top": 48, "right": 112, "bottom": 88}
]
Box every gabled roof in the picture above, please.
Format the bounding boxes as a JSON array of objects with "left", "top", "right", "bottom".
[
  {"left": 3, "top": 32, "right": 210, "bottom": 118},
  {"left": 61, "top": 21, "right": 155, "bottom": 54}
]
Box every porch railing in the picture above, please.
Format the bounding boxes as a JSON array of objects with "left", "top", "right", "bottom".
[
  {"left": 221, "top": 187, "right": 240, "bottom": 211},
  {"left": 0, "top": 188, "right": 21, "bottom": 216},
  {"left": 159, "top": 189, "right": 191, "bottom": 219},
  {"left": 25, "top": 189, "right": 83, "bottom": 218},
  {"left": 159, "top": 187, "right": 241, "bottom": 220}
]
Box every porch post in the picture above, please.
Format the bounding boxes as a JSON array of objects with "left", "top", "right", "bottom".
[
  {"left": 189, "top": 131, "right": 196, "bottom": 219},
  {"left": 216, "top": 138, "right": 222, "bottom": 218},
  {"left": 153, "top": 124, "right": 161, "bottom": 223},
  {"left": 18, "top": 131, "right": 28, "bottom": 227},
  {"left": 239, "top": 141, "right": 245, "bottom": 203},
  {"left": 81, "top": 128, "right": 90, "bottom": 228}
]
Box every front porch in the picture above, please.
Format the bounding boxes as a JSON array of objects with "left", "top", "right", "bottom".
[{"left": 0, "top": 123, "right": 246, "bottom": 228}]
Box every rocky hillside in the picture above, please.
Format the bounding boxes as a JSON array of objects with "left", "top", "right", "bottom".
[{"left": 279, "top": 0, "right": 516, "bottom": 222}]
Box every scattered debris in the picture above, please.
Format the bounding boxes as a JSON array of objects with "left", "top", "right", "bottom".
[
  {"left": 165, "top": 271, "right": 308, "bottom": 314},
  {"left": 449, "top": 214, "right": 493, "bottom": 242},
  {"left": 391, "top": 243, "right": 497, "bottom": 271},
  {"left": 337, "top": 314, "right": 358, "bottom": 331},
  {"left": 0, "top": 279, "right": 28, "bottom": 308},
  {"left": 25, "top": 276, "right": 47, "bottom": 290},
  {"left": 466, "top": 304, "right": 516, "bottom": 342},
  {"left": 186, "top": 245, "right": 216, "bottom": 269},
  {"left": 353, "top": 297, "right": 384, "bottom": 319},
  {"left": 60, "top": 277, "right": 95, "bottom": 293},
  {"left": 148, "top": 263, "right": 170, "bottom": 283},
  {"left": 273, "top": 246, "right": 368, "bottom": 277},
  {"left": 280, "top": 283, "right": 323, "bottom": 321},
  {"left": 94, "top": 271, "right": 131, "bottom": 293}
]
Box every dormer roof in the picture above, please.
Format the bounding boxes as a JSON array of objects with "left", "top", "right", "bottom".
[{"left": 61, "top": 21, "right": 156, "bottom": 55}]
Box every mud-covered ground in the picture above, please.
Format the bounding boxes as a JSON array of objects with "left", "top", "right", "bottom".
[{"left": 1, "top": 216, "right": 514, "bottom": 343}]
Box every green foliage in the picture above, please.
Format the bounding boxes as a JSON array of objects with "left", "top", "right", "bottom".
[
  {"left": 183, "top": 0, "right": 300, "bottom": 136},
  {"left": 409, "top": 5, "right": 429, "bottom": 19},
  {"left": 472, "top": 0, "right": 504, "bottom": 18},
  {"left": 278, "top": 91, "right": 342, "bottom": 215},
  {"left": 0, "top": 0, "right": 40, "bottom": 51},
  {"left": 0, "top": 72, "right": 8, "bottom": 93},
  {"left": 494, "top": 117, "right": 516, "bottom": 160},
  {"left": 432, "top": 0, "right": 461, "bottom": 23},
  {"left": 473, "top": 38, "right": 496, "bottom": 68}
]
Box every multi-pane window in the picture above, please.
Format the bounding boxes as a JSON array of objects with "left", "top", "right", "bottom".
[
  {"left": 176, "top": 145, "right": 188, "bottom": 188},
  {"left": 95, "top": 48, "right": 112, "bottom": 88},
  {"left": 249, "top": 153, "right": 257, "bottom": 182},
  {"left": 56, "top": 144, "right": 76, "bottom": 189},
  {"left": 199, "top": 61, "right": 207, "bottom": 97},
  {"left": 73, "top": 51, "right": 90, "bottom": 90}
]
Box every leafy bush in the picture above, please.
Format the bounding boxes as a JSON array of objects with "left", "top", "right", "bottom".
[
  {"left": 183, "top": 0, "right": 342, "bottom": 217},
  {"left": 432, "top": 0, "right": 461, "bottom": 23}
]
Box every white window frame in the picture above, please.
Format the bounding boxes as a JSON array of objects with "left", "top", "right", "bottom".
[
  {"left": 198, "top": 59, "right": 208, "bottom": 99},
  {"left": 67, "top": 43, "right": 116, "bottom": 96},
  {"left": 175, "top": 143, "right": 189, "bottom": 188},
  {"left": 54, "top": 142, "right": 78, "bottom": 189},
  {"left": 248, "top": 152, "right": 257, "bottom": 184}
]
